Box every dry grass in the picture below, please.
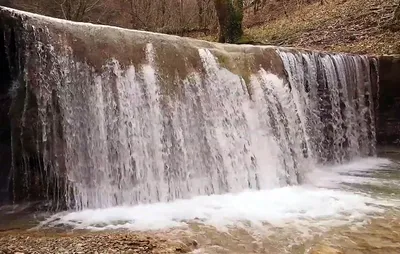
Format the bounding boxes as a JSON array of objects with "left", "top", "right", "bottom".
[
  {"left": 244, "top": 0, "right": 400, "bottom": 54},
  {"left": 198, "top": 0, "right": 400, "bottom": 55}
]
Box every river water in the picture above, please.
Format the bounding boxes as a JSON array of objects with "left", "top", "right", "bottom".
[{"left": 1, "top": 151, "right": 399, "bottom": 253}]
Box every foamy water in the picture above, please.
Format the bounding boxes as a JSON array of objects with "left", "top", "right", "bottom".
[
  {"left": 40, "top": 158, "right": 398, "bottom": 233},
  {"left": 306, "top": 157, "right": 396, "bottom": 188}
]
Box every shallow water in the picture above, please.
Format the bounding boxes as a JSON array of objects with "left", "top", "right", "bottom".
[
  {"left": 1, "top": 154, "right": 400, "bottom": 253},
  {"left": 144, "top": 155, "right": 399, "bottom": 254},
  {"left": 37, "top": 155, "right": 400, "bottom": 253},
  {"left": 148, "top": 155, "right": 400, "bottom": 254}
]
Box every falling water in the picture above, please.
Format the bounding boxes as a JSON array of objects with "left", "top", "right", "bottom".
[
  {"left": 278, "top": 50, "right": 376, "bottom": 163},
  {"left": 53, "top": 48, "right": 376, "bottom": 209},
  {"left": 0, "top": 8, "right": 378, "bottom": 210}
]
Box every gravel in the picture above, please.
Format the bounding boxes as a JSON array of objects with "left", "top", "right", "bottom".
[{"left": 0, "top": 230, "right": 194, "bottom": 254}]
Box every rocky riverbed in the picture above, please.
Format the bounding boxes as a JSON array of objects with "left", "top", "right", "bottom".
[
  {"left": 0, "top": 230, "right": 194, "bottom": 254},
  {"left": 1, "top": 213, "right": 400, "bottom": 254}
]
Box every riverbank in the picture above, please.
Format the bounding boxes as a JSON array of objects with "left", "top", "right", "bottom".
[
  {"left": 197, "top": 0, "right": 400, "bottom": 55},
  {"left": 0, "top": 230, "right": 194, "bottom": 254},
  {"left": 1, "top": 210, "right": 399, "bottom": 254},
  {"left": 247, "top": 0, "right": 400, "bottom": 54}
]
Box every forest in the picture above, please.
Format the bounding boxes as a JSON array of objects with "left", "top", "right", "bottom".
[
  {"left": 1, "top": 0, "right": 400, "bottom": 52},
  {"left": 2, "top": 0, "right": 336, "bottom": 43}
]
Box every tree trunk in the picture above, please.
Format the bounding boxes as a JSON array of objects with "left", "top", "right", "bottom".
[
  {"left": 394, "top": 1, "right": 400, "bottom": 23},
  {"left": 129, "top": 0, "right": 137, "bottom": 29},
  {"left": 160, "top": 0, "right": 167, "bottom": 27},
  {"left": 387, "top": 1, "right": 400, "bottom": 31},
  {"left": 179, "top": 0, "right": 184, "bottom": 35},
  {"left": 197, "top": 0, "right": 204, "bottom": 29},
  {"left": 214, "top": 0, "right": 243, "bottom": 43}
]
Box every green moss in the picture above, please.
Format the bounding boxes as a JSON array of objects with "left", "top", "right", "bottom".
[
  {"left": 215, "top": 0, "right": 244, "bottom": 43},
  {"left": 214, "top": 52, "right": 254, "bottom": 100},
  {"left": 152, "top": 43, "right": 203, "bottom": 101},
  {"left": 235, "top": 34, "right": 264, "bottom": 45},
  {"left": 227, "top": 0, "right": 244, "bottom": 43},
  {"left": 215, "top": 54, "right": 230, "bottom": 69}
]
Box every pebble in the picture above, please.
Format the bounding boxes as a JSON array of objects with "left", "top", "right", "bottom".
[{"left": 0, "top": 231, "right": 190, "bottom": 254}]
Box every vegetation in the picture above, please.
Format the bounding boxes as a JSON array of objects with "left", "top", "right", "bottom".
[
  {"left": 4, "top": 0, "right": 400, "bottom": 54},
  {"left": 243, "top": 0, "right": 400, "bottom": 55},
  {"left": 214, "top": 0, "right": 243, "bottom": 43},
  {"left": 389, "top": 0, "right": 400, "bottom": 31}
]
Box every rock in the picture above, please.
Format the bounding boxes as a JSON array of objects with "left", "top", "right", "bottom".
[
  {"left": 191, "top": 240, "right": 199, "bottom": 248},
  {"left": 310, "top": 245, "right": 343, "bottom": 254},
  {"left": 377, "top": 55, "right": 400, "bottom": 146},
  {"left": 175, "top": 246, "right": 190, "bottom": 253},
  {"left": 0, "top": 231, "right": 182, "bottom": 254}
]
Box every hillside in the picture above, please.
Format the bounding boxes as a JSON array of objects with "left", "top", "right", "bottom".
[
  {"left": 200, "top": 0, "right": 400, "bottom": 55},
  {"left": 248, "top": 0, "right": 400, "bottom": 55},
  {"left": 8, "top": 0, "right": 399, "bottom": 55}
]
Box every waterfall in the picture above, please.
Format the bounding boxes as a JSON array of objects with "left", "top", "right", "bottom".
[
  {"left": 0, "top": 7, "right": 378, "bottom": 209},
  {"left": 278, "top": 50, "right": 376, "bottom": 163}
]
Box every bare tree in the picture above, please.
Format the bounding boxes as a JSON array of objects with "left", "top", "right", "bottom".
[
  {"left": 179, "top": 0, "right": 184, "bottom": 34},
  {"left": 394, "top": 0, "right": 400, "bottom": 23},
  {"left": 384, "top": 0, "right": 400, "bottom": 31},
  {"left": 53, "top": 0, "right": 104, "bottom": 21},
  {"left": 13, "top": 0, "right": 107, "bottom": 22},
  {"left": 125, "top": 0, "right": 148, "bottom": 29},
  {"left": 197, "top": 0, "right": 205, "bottom": 28},
  {"left": 159, "top": 0, "right": 167, "bottom": 27},
  {"left": 11, "top": 0, "right": 214, "bottom": 38}
]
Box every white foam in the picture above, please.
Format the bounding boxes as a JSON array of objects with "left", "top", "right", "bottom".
[
  {"left": 323, "top": 157, "right": 392, "bottom": 173},
  {"left": 41, "top": 158, "right": 397, "bottom": 232},
  {"left": 307, "top": 157, "right": 396, "bottom": 188}
]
